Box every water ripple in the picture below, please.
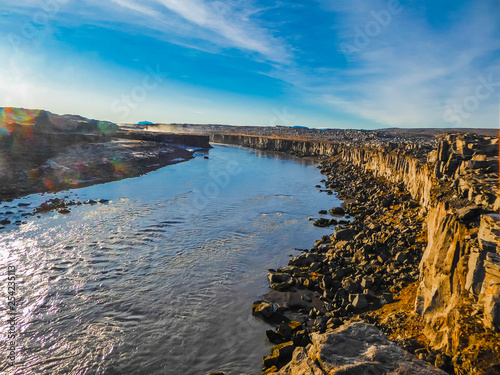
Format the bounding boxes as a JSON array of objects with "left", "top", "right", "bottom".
[{"left": 0, "top": 145, "right": 340, "bottom": 375}]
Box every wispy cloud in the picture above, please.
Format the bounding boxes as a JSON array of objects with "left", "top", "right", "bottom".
[
  {"left": 269, "top": 0, "right": 500, "bottom": 127},
  {"left": 2, "top": 0, "right": 291, "bottom": 63},
  {"left": 319, "top": 0, "right": 500, "bottom": 127},
  {"left": 110, "top": 0, "right": 160, "bottom": 17},
  {"left": 106, "top": 0, "right": 290, "bottom": 63}
]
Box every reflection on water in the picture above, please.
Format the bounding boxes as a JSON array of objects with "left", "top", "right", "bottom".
[{"left": 0, "top": 145, "right": 340, "bottom": 375}]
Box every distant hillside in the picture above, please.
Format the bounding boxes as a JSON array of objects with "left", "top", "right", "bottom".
[
  {"left": 0, "top": 107, "right": 119, "bottom": 136},
  {"left": 0, "top": 108, "right": 121, "bottom": 197}
]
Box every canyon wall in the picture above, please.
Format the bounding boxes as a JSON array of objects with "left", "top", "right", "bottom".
[
  {"left": 211, "top": 133, "right": 500, "bottom": 366},
  {"left": 210, "top": 134, "right": 339, "bottom": 156}
]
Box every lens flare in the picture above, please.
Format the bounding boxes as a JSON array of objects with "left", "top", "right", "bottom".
[
  {"left": 0, "top": 107, "right": 40, "bottom": 134},
  {"left": 44, "top": 178, "right": 54, "bottom": 190}
]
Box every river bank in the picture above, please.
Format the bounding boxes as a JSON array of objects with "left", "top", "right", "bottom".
[
  {"left": 0, "top": 108, "right": 211, "bottom": 201},
  {"left": 240, "top": 132, "right": 500, "bottom": 375},
  {"left": 0, "top": 139, "right": 200, "bottom": 200},
  {"left": 252, "top": 155, "right": 447, "bottom": 374}
]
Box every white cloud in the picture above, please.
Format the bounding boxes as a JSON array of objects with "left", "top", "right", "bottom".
[
  {"left": 277, "top": 0, "right": 500, "bottom": 128},
  {"left": 105, "top": 0, "right": 290, "bottom": 63},
  {"left": 158, "top": 0, "right": 271, "bottom": 55},
  {"left": 110, "top": 0, "right": 160, "bottom": 17},
  {"left": 1, "top": 0, "right": 291, "bottom": 63}
]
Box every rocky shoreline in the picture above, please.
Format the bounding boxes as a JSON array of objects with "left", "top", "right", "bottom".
[
  {"left": 244, "top": 133, "right": 499, "bottom": 375},
  {"left": 251, "top": 154, "right": 445, "bottom": 374},
  {"left": 0, "top": 108, "right": 211, "bottom": 232},
  {"left": 0, "top": 140, "right": 207, "bottom": 230}
]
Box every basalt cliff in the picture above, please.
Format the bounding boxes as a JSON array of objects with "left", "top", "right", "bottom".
[
  {"left": 211, "top": 132, "right": 499, "bottom": 374},
  {"left": 210, "top": 134, "right": 344, "bottom": 157}
]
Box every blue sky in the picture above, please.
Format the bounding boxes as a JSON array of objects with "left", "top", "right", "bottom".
[{"left": 0, "top": 0, "right": 499, "bottom": 128}]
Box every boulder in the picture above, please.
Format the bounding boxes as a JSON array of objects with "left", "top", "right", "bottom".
[
  {"left": 263, "top": 353, "right": 280, "bottom": 368},
  {"left": 269, "top": 347, "right": 324, "bottom": 375},
  {"left": 394, "top": 252, "right": 407, "bottom": 263},
  {"left": 352, "top": 294, "right": 368, "bottom": 310},
  {"left": 360, "top": 277, "right": 373, "bottom": 290},
  {"left": 263, "top": 341, "right": 295, "bottom": 369},
  {"left": 306, "top": 322, "right": 447, "bottom": 375},
  {"left": 267, "top": 330, "right": 286, "bottom": 344},
  {"left": 271, "top": 323, "right": 450, "bottom": 375},
  {"left": 314, "top": 218, "right": 331, "bottom": 227},
  {"left": 329, "top": 207, "right": 345, "bottom": 216},
  {"left": 289, "top": 253, "right": 318, "bottom": 267},
  {"left": 263, "top": 289, "right": 326, "bottom": 314},
  {"left": 317, "top": 244, "right": 330, "bottom": 253},
  {"left": 342, "top": 278, "right": 360, "bottom": 294},
  {"left": 252, "top": 301, "right": 274, "bottom": 319},
  {"left": 269, "top": 272, "right": 293, "bottom": 284},
  {"left": 334, "top": 229, "right": 356, "bottom": 241}
]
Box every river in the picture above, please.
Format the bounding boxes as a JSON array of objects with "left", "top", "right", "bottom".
[{"left": 0, "top": 144, "right": 340, "bottom": 375}]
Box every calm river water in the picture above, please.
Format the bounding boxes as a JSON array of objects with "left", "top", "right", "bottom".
[{"left": 0, "top": 145, "right": 340, "bottom": 375}]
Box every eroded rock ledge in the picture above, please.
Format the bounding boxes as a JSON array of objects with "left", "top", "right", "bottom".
[{"left": 270, "top": 322, "right": 447, "bottom": 375}]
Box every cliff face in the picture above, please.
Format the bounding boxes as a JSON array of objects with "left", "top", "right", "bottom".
[
  {"left": 212, "top": 133, "right": 500, "bottom": 367},
  {"left": 342, "top": 136, "right": 499, "bottom": 362},
  {"left": 333, "top": 135, "right": 499, "bottom": 361},
  {"left": 338, "top": 146, "right": 435, "bottom": 209},
  {"left": 210, "top": 134, "right": 339, "bottom": 156},
  {"left": 415, "top": 202, "right": 471, "bottom": 350}
]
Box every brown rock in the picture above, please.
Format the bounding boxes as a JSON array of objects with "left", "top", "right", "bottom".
[
  {"left": 483, "top": 279, "right": 500, "bottom": 332},
  {"left": 252, "top": 301, "right": 274, "bottom": 319},
  {"left": 269, "top": 347, "right": 324, "bottom": 375},
  {"left": 456, "top": 205, "right": 480, "bottom": 221},
  {"left": 264, "top": 341, "right": 295, "bottom": 369},
  {"left": 478, "top": 214, "right": 500, "bottom": 253},
  {"left": 304, "top": 322, "right": 447, "bottom": 375}
]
